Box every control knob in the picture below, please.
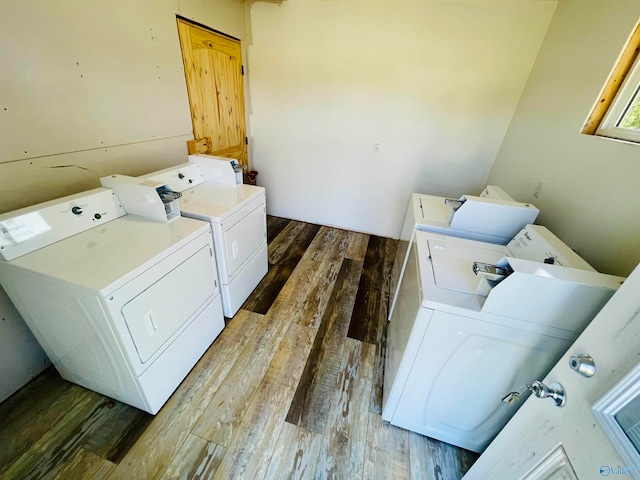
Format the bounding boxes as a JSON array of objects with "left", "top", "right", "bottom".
[{"left": 71, "top": 206, "right": 83, "bottom": 215}]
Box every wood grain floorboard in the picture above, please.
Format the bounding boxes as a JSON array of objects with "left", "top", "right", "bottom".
[
  {"left": 241, "top": 262, "right": 294, "bottom": 315},
  {"left": 160, "top": 434, "right": 226, "bottom": 480},
  {"left": 52, "top": 448, "right": 116, "bottom": 480},
  {"left": 191, "top": 307, "right": 292, "bottom": 446},
  {"left": 0, "top": 219, "right": 478, "bottom": 480},
  {"left": 213, "top": 323, "right": 316, "bottom": 480},
  {"left": 285, "top": 258, "right": 363, "bottom": 433},
  {"left": 0, "top": 369, "right": 79, "bottom": 474},
  {"left": 363, "top": 413, "right": 411, "bottom": 480},
  {"left": 314, "top": 338, "right": 376, "bottom": 480},
  {"left": 83, "top": 402, "right": 152, "bottom": 463},
  {"left": 269, "top": 221, "right": 321, "bottom": 268},
  {"left": 248, "top": 228, "right": 346, "bottom": 332},
  {"left": 370, "top": 237, "right": 398, "bottom": 414},
  {"left": 380, "top": 237, "right": 398, "bottom": 343},
  {"left": 345, "top": 231, "right": 369, "bottom": 262},
  {"left": 408, "top": 431, "right": 477, "bottom": 480},
  {"left": 242, "top": 218, "right": 321, "bottom": 315},
  {"left": 347, "top": 235, "right": 386, "bottom": 344},
  {"left": 107, "top": 310, "right": 264, "bottom": 480},
  {"left": 277, "top": 222, "right": 322, "bottom": 268},
  {"left": 279, "top": 227, "right": 350, "bottom": 330},
  {"left": 264, "top": 422, "right": 323, "bottom": 480},
  {"left": 267, "top": 216, "right": 291, "bottom": 243},
  {"left": 2, "top": 390, "right": 115, "bottom": 480}
]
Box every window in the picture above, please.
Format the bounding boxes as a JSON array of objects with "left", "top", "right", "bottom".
[
  {"left": 596, "top": 54, "right": 640, "bottom": 142},
  {"left": 582, "top": 19, "right": 640, "bottom": 144}
]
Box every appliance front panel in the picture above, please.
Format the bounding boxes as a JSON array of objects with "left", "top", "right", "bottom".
[
  {"left": 122, "top": 245, "right": 216, "bottom": 363},
  {"left": 137, "top": 296, "right": 224, "bottom": 414},
  {"left": 220, "top": 243, "right": 268, "bottom": 317},
  {"left": 390, "top": 310, "right": 570, "bottom": 452},
  {"left": 221, "top": 202, "right": 266, "bottom": 282}
]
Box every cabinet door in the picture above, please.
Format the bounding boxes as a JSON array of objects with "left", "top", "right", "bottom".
[{"left": 177, "top": 19, "right": 247, "bottom": 165}]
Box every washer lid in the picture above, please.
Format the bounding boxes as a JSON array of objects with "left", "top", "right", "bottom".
[
  {"left": 178, "top": 183, "right": 265, "bottom": 222},
  {"left": 413, "top": 194, "right": 451, "bottom": 227},
  {"left": 427, "top": 238, "right": 508, "bottom": 294},
  {"left": 6, "top": 215, "right": 211, "bottom": 296}
]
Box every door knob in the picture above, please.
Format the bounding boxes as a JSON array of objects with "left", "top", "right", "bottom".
[
  {"left": 528, "top": 381, "right": 566, "bottom": 407},
  {"left": 569, "top": 353, "right": 596, "bottom": 377}
]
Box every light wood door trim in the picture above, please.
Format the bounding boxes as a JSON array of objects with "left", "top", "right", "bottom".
[
  {"left": 582, "top": 19, "right": 640, "bottom": 135},
  {"left": 177, "top": 18, "right": 247, "bottom": 165}
]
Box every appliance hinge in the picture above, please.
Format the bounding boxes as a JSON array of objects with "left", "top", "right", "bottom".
[
  {"left": 241, "top": 65, "right": 245, "bottom": 75},
  {"left": 245, "top": 137, "right": 248, "bottom": 145}
]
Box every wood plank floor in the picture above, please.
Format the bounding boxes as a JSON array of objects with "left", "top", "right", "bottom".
[{"left": 0, "top": 216, "right": 478, "bottom": 480}]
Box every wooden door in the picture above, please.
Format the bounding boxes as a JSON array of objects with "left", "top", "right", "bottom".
[{"left": 177, "top": 19, "right": 247, "bottom": 165}]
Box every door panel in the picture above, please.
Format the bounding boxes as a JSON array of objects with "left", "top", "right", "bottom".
[
  {"left": 122, "top": 246, "right": 216, "bottom": 363},
  {"left": 222, "top": 202, "right": 267, "bottom": 281},
  {"left": 462, "top": 263, "right": 640, "bottom": 479},
  {"left": 177, "top": 19, "right": 247, "bottom": 165}
]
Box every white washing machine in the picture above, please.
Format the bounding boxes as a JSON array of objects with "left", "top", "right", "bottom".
[
  {"left": 0, "top": 187, "right": 225, "bottom": 414},
  {"left": 402, "top": 186, "right": 539, "bottom": 245},
  {"left": 126, "top": 154, "right": 267, "bottom": 318},
  {"left": 382, "top": 225, "right": 625, "bottom": 452},
  {"left": 389, "top": 186, "right": 540, "bottom": 319}
]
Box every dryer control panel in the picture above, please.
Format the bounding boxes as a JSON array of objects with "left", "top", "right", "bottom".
[
  {"left": 140, "top": 163, "right": 205, "bottom": 193},
  {"left": 507, "top": 225, "right": 595, "bottom": 272},
  {"left": 0, "top": 188, "right": 126, "bottom": 261}
]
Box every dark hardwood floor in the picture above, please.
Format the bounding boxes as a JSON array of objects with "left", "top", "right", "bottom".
[{"left": 0, "top": 216, "right": 478, "bottom": 479}]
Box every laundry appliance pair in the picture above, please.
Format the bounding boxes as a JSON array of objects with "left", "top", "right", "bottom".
[
  {"left": 0, "top": 155, "right": 266, "bottom": 414},
  {"left": 383, "top": 187, "right": 624, "bottom": 452}
]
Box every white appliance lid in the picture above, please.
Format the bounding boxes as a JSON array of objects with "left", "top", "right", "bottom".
[
  {"left": 427, "top": 238, "right": 508, "bottom": 294},
  {"left": 414, "top": 194, "right": 451, "bottom": 226},
  {"left": 178, "top": 183, "right": 265, "bottom": 221},
  {"left": 7, "top": 216, "right": 211, "bottom": 296}
]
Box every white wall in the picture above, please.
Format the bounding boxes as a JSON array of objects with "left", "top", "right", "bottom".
[
  {"left": 487, "top": 0, "right": 640, "bottom": 277},
  {"left": 0, "top": 0, "right": 246, "bottom": 214},
  {"left": 0, "top": 0, "right": 246, "bottom": 401},
  {"left": 247, "top": 0, "right": 557, "bottom": 237}
]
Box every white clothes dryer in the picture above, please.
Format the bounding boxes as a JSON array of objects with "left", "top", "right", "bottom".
[
  {"left": 382, "top": 225, "right": 625, "bottom": 452},
  {"left": 132, "top": 155, "right": 267, "bottom": 318},
  {"left": 0, "top": 188, "right": 225, "bottom": 414}
]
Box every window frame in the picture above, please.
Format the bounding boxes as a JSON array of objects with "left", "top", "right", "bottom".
[
  {"left": 596, "top": 55, "right": 640, "bottom": 142},
  {"left": 582, "top": 19, "right": 640, "bottom": 143}
]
